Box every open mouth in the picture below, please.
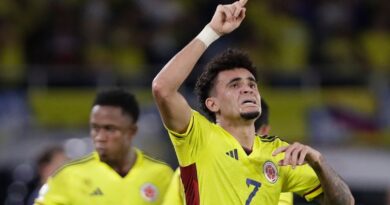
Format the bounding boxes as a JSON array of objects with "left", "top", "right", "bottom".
[{"left": 242, "top": 100, "right": 257, "bottom": 105}]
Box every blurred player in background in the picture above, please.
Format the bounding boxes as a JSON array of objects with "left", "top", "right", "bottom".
[
  {"left": 34, "top": 88, "right": 173, "bottom": 205},
  {"left": 162, "top": 99, "right": 294, "bottom": 205},
  {"left": 27, "top": 145, "right": 68, "bottom": 205},
  {"left": 152, "top": 0, "right": 354, "bottom": 204}
]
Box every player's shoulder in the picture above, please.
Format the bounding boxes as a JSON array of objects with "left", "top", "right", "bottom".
[
  {"left": 192, "top": 109, "right": 214, "bottom": 126},
  {"left": 258, "top": 135, "right": 289, "bottom": 146},
  {"left": 259, "top": 134, "right": 279, "bottom": 142},
  {"left": 141, "top": 152, "right": 173, "bottom": 174},
  {"left": 52, "top": 152, "right": 95, "bottom": 178}
]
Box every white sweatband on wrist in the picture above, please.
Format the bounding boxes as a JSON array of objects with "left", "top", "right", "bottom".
[{"left": 196, "top": 25, "right": 221, "bottom": 47}]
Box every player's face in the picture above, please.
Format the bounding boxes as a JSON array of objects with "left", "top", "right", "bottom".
[
  {"left": 89, "top": 105, "right": 136, "bottom": 163},
  {"left": 211, "top": 68, "right": 261, "bottom": 121}
]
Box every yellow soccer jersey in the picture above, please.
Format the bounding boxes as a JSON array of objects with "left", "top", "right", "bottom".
[
  {"left": 163, "top": 168, "right": 294, "bottom": 205},
  {"left": 279, "top": 192, "right": 294, "bottom": 205},
  {"left": 162, "top": 168, "right": 185, "bottom": 205},
  {"left": 167, "top": 110, "right": 323, "bottom": 205},
  {"left": 34, "top": 148, "right": 173, "bottom": 205}
]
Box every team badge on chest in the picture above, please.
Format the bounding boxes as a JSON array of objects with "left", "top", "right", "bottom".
[
  {"left": 140, "top": 183, "right": 158, "bottom": 202},
  {"left": 263, "top": 161, "right": 278, "bottom": 183}
]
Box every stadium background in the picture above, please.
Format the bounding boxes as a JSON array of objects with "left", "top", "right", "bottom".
[{"left": 0, "top": 0, "right": 389, "bottom": 204}]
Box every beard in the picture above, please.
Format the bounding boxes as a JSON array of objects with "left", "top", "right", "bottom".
[{"left": 240, "top": 111, "right": 260, "bottom": 120}]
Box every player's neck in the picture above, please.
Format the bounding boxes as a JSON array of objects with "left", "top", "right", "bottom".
[
  {"left": 218, "top": 119, "right": 256, "bottom": 150},
  {"left": 108, "top": 149, "right": 137, "bottom": 177}
]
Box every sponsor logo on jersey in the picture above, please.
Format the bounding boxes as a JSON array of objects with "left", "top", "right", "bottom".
[
  {"left": 263, "top": 161, "right": 278, "bottom": 183},
  {"left": 140, "top": 183, "right": 158, "bottom": 202},
  {"left": 90, "top": 187, "right": 104, "bottom": 196},
  {"left": 225, "top": 149, "right": 239, "bottom": 160}
]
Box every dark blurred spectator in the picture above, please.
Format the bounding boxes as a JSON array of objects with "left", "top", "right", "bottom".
[{"left": 26, "top": 145, "right": 68, "bottom": 205}]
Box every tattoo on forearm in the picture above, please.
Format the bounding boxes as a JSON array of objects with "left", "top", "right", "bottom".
[{"left": 312, "top": 156, "right": 354, "bottom": 205}]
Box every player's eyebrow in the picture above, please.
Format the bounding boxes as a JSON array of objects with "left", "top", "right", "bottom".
[
  {"left": 227, "top": 77, "right": 242, "bottom": 85},
  {"left": 247, "top": 76, "right": 257, "bottom": 82},
  {"left": 227, "top": 76, "right": 257, "bottom": 86}
]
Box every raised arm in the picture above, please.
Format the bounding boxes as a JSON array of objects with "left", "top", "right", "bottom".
[
  {"left": 152, "top": 0, "right": 247, "bottom": 133},
  {"left": 273, "top": 143, "right": 355, "bottom": 205}
]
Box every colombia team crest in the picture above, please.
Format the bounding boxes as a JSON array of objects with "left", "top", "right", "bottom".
[
  {"left": 263, "top": 161, "right": 278, "bottom": 183},
  {"left": 140, "top": 183, "right": 158, "bottom": 202}
]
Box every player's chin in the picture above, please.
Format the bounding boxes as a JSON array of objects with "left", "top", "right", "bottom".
[
  {"left": 96, "top": 148, "right": 107, "bottom": 158},
  {"left": 98, "top": 152, "right": 110, "bottom": 163},
  {"left": 240, "top": 111, "right": 260, "bottom": 120}
]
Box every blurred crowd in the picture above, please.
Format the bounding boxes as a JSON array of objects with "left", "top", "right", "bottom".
[
  {"left": 243, "top": 0, "right": 390, "bottom": 85},
  {"left": 0, "top": 0, "right": 388, "bottom": 87}
]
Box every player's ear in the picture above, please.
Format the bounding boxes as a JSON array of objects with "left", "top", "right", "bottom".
[{"left": 205, "top": 97, "right": 219, "bottom": 113}]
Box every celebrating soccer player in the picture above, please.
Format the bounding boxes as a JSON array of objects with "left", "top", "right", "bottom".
[{"left": 152, "top": 0, "right": 354, "bottom": 204}]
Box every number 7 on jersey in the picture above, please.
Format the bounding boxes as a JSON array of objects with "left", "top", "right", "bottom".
[{"left": 246, "top": 178, "right": 261, "bottom": 205}]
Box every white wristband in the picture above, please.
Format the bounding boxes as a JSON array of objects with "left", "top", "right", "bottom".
[{"left": 196, "top": 25, "right": 221, "bottom": 47}]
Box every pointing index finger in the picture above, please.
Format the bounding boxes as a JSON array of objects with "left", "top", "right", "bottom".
[{"left": 239, "top": 0, "right": 248, "bottom": 6}]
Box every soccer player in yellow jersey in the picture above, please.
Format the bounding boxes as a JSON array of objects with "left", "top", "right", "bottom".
[
  {"left": 162, "top": 99, "right": 294, "bottom": 205},
  {"left": 34, "top": 88, "right": 173, "bottom": 205},
  {"left": 152, "top": 0, "right": 354, "bottom": 204}
]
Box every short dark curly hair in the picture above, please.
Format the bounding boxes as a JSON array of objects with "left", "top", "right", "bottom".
[
  {"left": 93, "top": 88, "right": 139, "bottom": 123},
  {"left": 195, "top": 48, "right": 257, "bottom": 122}
]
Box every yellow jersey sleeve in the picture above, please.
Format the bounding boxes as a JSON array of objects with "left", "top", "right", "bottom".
[
  {"left": 167, "top": 110, "right": 211, "bottom": 166},
  {"left": 282, "top": 162, "right": 323, "bottom": 201}
]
